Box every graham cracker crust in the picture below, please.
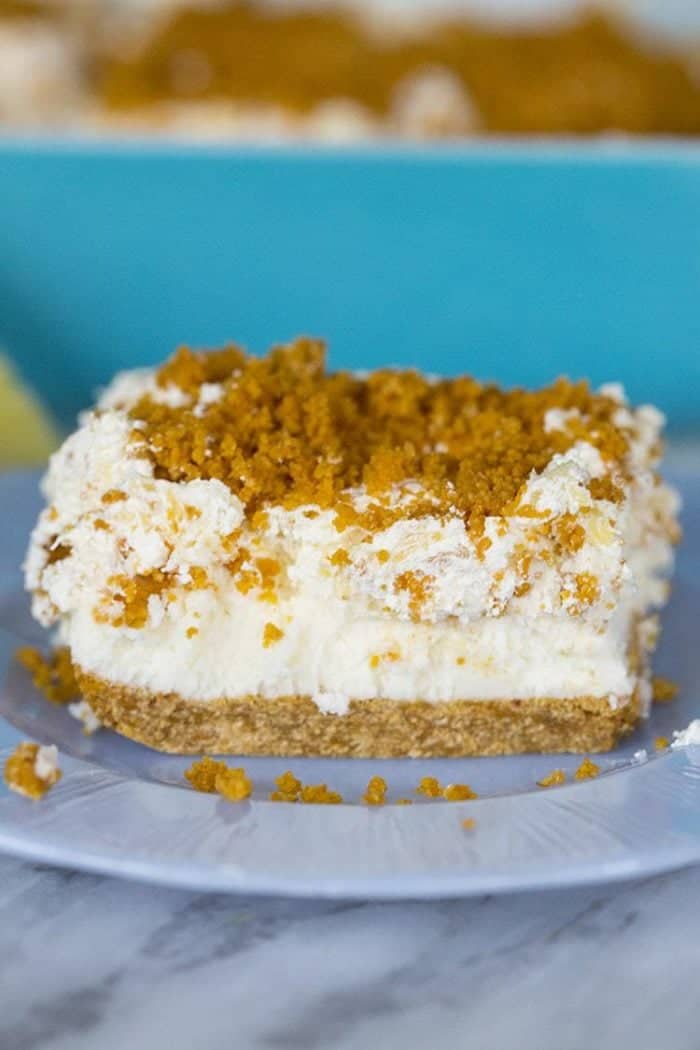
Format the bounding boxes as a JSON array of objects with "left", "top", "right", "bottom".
[{"left": 75, "top": 668, "right": 641, "bottom": 757}]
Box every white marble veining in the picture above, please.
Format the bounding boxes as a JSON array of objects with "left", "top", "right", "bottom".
[{"left": 1, "top": 855, "right": 700, "bottom": 1050}]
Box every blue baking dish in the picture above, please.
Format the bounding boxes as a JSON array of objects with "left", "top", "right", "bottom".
[{"left": 1, "top": 141, "right": 699, "bottom": 431}]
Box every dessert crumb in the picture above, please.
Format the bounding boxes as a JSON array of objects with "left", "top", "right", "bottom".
[
  {"left": 537, "top": 769, "right": 566, "bottom": 788},
  {"left": 574, "top": 757, "right": 600, "bottom": 781},
  {"left": 653, "top": 677, "right": 678, "bottom": 703},
  {"left": 269, "top": 770, "right": 302, "bottom": 802},
  {"left": 461, "top": 818, "right": 477, "bottom": 831},
  {"left": 363, "top": 775, "right": 387, "bottom": 805},
  {"left": 654, "top": 736, "right": 670, "bottom": 751},
  {"left": 16, "top": 646, "right": 78, "bottom": 704},
  {"left": 215, "top": 766, "right": 252, "bottom": 802},
  {"left": 299, "top": 784, "right": 343, "bottom": 804},
  {"left": 185, "top": 756, "right": 228, "bottom": 793},
  {"left": 443, "top": 783, "right": 478, "bottom": 801},
  {"left": 416, "top": 776, "right": 443, "bottom": 798},
  {"left": 4, "top": 742, "right": 62, "bottom": 800}
]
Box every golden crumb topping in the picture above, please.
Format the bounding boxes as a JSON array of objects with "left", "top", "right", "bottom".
[
  {"left": 416, "top": 776, "right": 443, "bottom": 798},
  {"left": 443, "top": 783, "right": 478, "bottom": 801},
  {"left": 653, "top": 677, "right": 678, "bottom": 703},
  {"left": 461, "top": 818, "right": 477, "bottom": 831},
  {"left": 16, "top": 646, "right": 78, "bottom": 704},
  {"left": 362, "top": 775, "right": 387, "bottom": 806},
  {"left": 655, "top": 736, "right": 670, "bottom": 751},
  {"left": 129, "top": 341, "right": 628, "bottom": 530},
  {"left": 98, "top": 7, "right": 700, "bottom": 137},
  {"left": 537, "top": 769, "right": 566, "bottom": 788},
  {"left": 3, "top": 742, "right": 61, "bottom": 801},
  {"left": 574, "top": 757, "right": 601, "bottom": 781}
]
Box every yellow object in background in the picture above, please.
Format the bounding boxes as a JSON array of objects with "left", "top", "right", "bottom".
[{"left": 0, "top": 355, "right": 59, "bottom": 468}]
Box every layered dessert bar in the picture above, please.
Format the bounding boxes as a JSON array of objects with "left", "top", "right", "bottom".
[{"left": 25, "top": 340, "right": 679, "bottom": 757}]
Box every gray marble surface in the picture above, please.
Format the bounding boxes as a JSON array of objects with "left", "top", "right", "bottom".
[{"left": 2, "top": 855, "right": 699, "bottom": 1050}]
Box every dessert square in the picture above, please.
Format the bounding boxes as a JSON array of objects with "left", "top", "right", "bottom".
[{"left": 25, "top": 339, "right": 679, "bottom": 756}]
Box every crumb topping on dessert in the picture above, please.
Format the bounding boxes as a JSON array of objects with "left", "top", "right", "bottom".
[
  {"left": 16, "top": 645, "right": 78, "bottom": 704},
  {"left": 4, "top": 742, "right": 61, "bottom": 800},
  {"left": 129, "top": 341, "right": 629, "bottom": 530}
]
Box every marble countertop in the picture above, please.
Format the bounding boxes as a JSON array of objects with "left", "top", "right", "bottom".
[{"left": 2, "top": 855, "right": 699, "bottom": 1050}]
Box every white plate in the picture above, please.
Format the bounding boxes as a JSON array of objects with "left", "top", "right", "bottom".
[{"left": 0, "top": 469, "right": 698, "bottom": 898}]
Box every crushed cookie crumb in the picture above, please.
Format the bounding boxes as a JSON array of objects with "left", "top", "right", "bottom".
[
  {"left": 653, "top": 677, "right": 678, "bottom": 703},
  {"left": 129, "top": 341, "right": 629, "bottom": 532},
  {"left": 4, "top": 742, "right": 61, "bottom": 801},
  {"left": 299, "top": 784, "right": 343, "bottom": 804},
  {"left": 262, "top": 622, "right": 284, "bottom": 648},
  {"left": 455, "top": 656, "right": 466, "bottom": 666},
  {"left": 376, "top": 549, "right": 390, "bottom": 563},
  {"left": 416, "top": 776, "right": 442, "bottom": 798},
  {"left": 184, "top": 756, "right": 227, "bottom": 793},
  {"left": 215, "top": 766, "right": 252, "bottom": 802},
  {"left": 537, "top": 769, "right": 567, "bottom": 788},
  {"left": 186, "top": 626, "right": 199, "bottom": 639},
  {"left": 655, "top": 736, "right": 670, "bottom": 750},
  {"left": 93, "top": 518, "right": 111, "bottom": 531},
  {"left": 101, "top": 489, "right": 127, "bottom": 504},
  {"left": 461, "top": 818, "right": 477, "bottom": 831},
  {"left": 362, "top": 775, "right": 387, "bottom": 805},
  {"left": 574, "top": 757, "right": 600, "bottom": 781},
  {"left": 394, "top": 570, "right": 433, "bottom": 621},
  {"left": 395, "top": 798, "right": 413, "bottom": 805},
  {"left": 270, "top": 770, "right": 302, "bottom": 802},
  {"left": 184, "top": 757, "right": 252, "bottom": 801},
  {"left": 329, "top": 547, "right": 350, "bottom": 567},
  {"left": 443, "top": 783, "right": 478, "bottom": 801},
  {"left": 16, "top": 646, "right": 78, "bottom": 704}
]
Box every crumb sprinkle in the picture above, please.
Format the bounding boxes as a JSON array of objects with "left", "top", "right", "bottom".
[
  {"left": 653, "top": 677, "right": 678, "bottom": 703},
  {"left": 362, "top": 775, "right": 387, "bottom": 806},
  {"left": 4, "top": 742, "right": 62, "bottom": 801},
  {"left": 416, "top": 776, "right": 442, "bottom": 798},
  {"left": 16, "top": 646, "right": 78, "bottom": 704},
  {"left": 574, "top": 757, "right": 601, "bottom": 781},
  {"left": 443, "top": 783, "right": 478, "bottom": 801},
  {"left": 184, "top": 756, "right": 251, "bottom": 801},
  {"left": 537, "top": 769, "right": 566, "bottom": 788}
]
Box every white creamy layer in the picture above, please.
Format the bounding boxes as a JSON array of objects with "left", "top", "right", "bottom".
[{"left": 24, "top": 373, "right": 679, "bottom": 711}]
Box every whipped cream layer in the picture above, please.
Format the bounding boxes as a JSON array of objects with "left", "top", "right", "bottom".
[{"left": 25, "top": 371, "right": 679, "bottom": 712}]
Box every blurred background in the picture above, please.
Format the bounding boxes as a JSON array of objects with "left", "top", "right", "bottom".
[{"left": 1, "top": 0, "right": 699, "bottom": 468}]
